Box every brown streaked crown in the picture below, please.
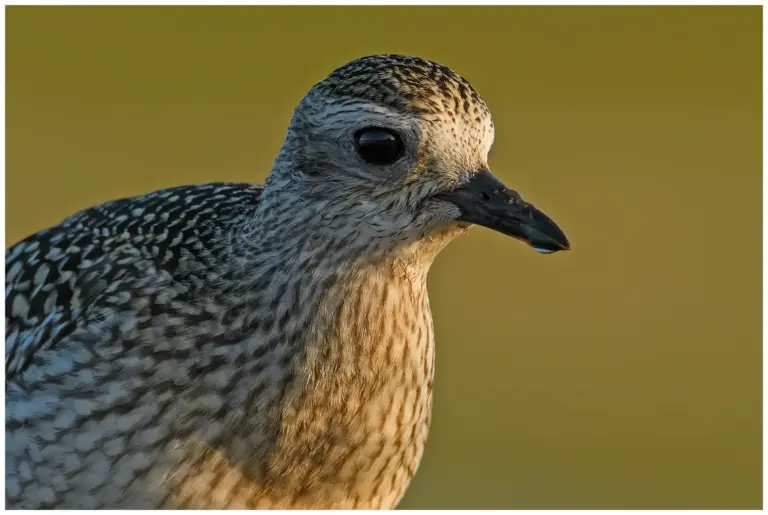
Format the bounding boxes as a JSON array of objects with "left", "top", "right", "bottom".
[{"left": 311, "top": 54, "right": 490, "bottom": 121}]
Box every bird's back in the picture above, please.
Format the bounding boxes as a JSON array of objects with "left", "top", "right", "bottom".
[{"left": 6, "top": 182, "right": 263, "bottom": 381}]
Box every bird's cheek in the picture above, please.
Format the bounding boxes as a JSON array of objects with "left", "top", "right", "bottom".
[
  {"left": 414, "top": 202, "right": 471, "bottom": 241},
  {"left": 416, "top": 197, "right": 460, "bottom": 224}
]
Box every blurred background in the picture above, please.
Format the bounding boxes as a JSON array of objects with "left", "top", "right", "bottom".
[{"left": 6, "top": 6, "right": 761, "bottom": 509}]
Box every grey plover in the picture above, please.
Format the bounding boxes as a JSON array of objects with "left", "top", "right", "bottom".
[{"left": 6, "top": 54, "right": 569, "bottom": 509}]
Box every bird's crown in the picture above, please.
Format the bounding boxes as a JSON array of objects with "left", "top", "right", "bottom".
[{"left": 309, "top": 54, "right": 490, "bottom": 121}]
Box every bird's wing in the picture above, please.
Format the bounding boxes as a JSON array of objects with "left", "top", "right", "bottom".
[
  {"left": 5, "top": 245, "right": 220, "bottom": 509},
  {"left": 6, "top": 182, "right": 264, "bottom": 382}
]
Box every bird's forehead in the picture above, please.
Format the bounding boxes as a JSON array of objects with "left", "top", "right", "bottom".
[{"left": 311, "top": 54, "right": 491, "bottom": 124}]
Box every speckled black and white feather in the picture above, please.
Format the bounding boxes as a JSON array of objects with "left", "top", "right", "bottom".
[{"left": 6, "top": 183, "right": 263, "bottom": 381}]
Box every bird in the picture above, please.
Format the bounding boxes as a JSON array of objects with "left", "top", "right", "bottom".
[{"left": 5, "top": 54, "right": 569, "bottom": 509}]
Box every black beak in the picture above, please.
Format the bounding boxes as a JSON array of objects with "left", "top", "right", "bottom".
[{"left": 435, "top": 170, "right": 570, "bottom": 253}]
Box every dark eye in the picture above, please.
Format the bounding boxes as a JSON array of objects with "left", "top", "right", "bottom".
[{"left": 354, "top": 127, "right": 404, "bottom": 166}]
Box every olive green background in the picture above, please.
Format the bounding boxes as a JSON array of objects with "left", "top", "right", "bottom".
[{"left": 6, "top": 6, "right": 762, "bottom": 509}]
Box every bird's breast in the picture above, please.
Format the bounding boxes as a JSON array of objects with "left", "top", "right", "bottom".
[{"left": 261, "top": 270, "right": 436, "bottom": 508}]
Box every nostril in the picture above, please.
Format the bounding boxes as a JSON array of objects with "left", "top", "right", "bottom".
[{"left": 480, "top": 192, "right": 490, "bottom": 201}]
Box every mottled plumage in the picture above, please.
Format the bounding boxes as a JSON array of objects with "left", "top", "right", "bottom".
[{"left": 6, "top": 54, "right": 569, "bottom": 509}]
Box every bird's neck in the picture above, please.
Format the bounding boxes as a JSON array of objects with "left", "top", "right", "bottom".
[
  {"left": 218, "top": 218, "right": 448, "bottom": 508},
  {"left": 230, "top": 217, "right": 441, "bottom": 366}
]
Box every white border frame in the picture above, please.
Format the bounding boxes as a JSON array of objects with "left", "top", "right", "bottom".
[{"left": 0, "top": 1, "right": 762, "bottom": 513}]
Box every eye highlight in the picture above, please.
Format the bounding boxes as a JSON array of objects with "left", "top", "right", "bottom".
[{"left": 354, "top": 127, "right": 404, "bottom": 166}]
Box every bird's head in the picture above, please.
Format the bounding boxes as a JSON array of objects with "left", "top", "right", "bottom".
[{"left": 265, "top": 54, "right": 569, "bottom": 255}]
